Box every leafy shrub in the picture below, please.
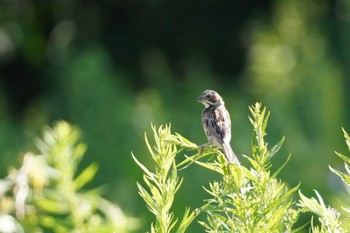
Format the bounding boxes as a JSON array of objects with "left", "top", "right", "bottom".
[
  {"left": 0, "top": 121, "right": 138, "bottom": 233},
  {"left": 134, "top": 103, "right": 300, "bottom": 232}
]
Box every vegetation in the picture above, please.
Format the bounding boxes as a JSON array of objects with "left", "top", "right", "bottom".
[
  {"left": 0, "top": 0, "right": 350, "bottom": 232},
  {"left": 1, "top": 103, "right": 350, "bottom": 232},
  {"left": 298, "top": 128, "right": 350, "bottom": 232},
  {"left": 133, "top": 103, "right": 350, "bottom": 232},
  {"left": 0, "top": 121, "right": 138, "bottom": 233}
]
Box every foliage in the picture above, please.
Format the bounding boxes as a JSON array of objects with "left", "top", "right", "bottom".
[
  {"left": 298, "top": 190, "right": 345, "bottom": 233},
  {"left": 0, "top": 121, "right": 138, "bottom": 233},
  {"left": 297, "top": 128, "right": 350, "bottom": 232},
  {"left": 197, "top": 103, "right": 299, "bottom": 232},
  {"left": 132, "top": 125, "right": 198, "bottom": 233},
  {"left": 1, "top": 2, "right": 350, "bottom": 232},
  {"left": 134, "top": 103, "right": 300, "bottom": 232},
  {"left": 330, "top": 128, "right": 350, "bottom": 187}
]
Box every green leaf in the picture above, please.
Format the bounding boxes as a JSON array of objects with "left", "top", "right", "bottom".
[
  {"left": 72, "top": 143, "right": 87, "bottom": 163},
  {"left": 339, "top": 215, "right": 350, "bottom": 228},
  {"left": 345, "top": 163, "right": 350, "bottom": 175},
  {"left": 137, "top": 182, "right": 156, "bottom": 212},
  {"left": 132, "top": 153, "right": 156, "bottom": 181},
  {"left": 191, "top": 159, "right": 224, "bottom": 175},
  {"left": 298, "top": 190, "right": 325, "bottom": 216},
  {"left": 144, "top": 132, "right": 155, "bottom": 157},
  {"left": 41, "top": 216, "right": 70, "bottom": 232},
  {"left": 329, "top": 166, "right": 350, "bottom": 186},
  {"left": 35, "top": 197, "right": 69, "bottom": 214},
  {"left": 335, "top": 151, "right": 350, "bottom": 164},
  {"left": 342, "top": 128, "right": 350, "bottom": 150},
  {"left": 269, "top": 137, "right": 285, "bottom": 159},
  {"left": 261, "top": 109, "right": 270, "bottom": 133},
  {"left": 177, "top": 151, "right": 212, "bottom": 170},
  {"left": 176, "top": 208, "right": 199, "bottom": 233},
  {"left": 271, "top": 153, "right": 291, "bottom": 179},
  {"left": 245, "top": 155, "right": 260, "bottom": 170},
  {"left": 174, "top": 132, "right": 198, "bottom": 149},
  {"left": 291, "top": 221, "right": 309, "bottom": 233},
  {"left": 248, "top": 116, "right": 255, "bottom": 127},
  {"left": 264, "top": 184, "right": 299, "bottom": 214},
  {"left": 73, "top": 163, "right": 99, "bottom": 191},
  {"left": 267, "top": 203, "right": 290, "bottom": 229}
]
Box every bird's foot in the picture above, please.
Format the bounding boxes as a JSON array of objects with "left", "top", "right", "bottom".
[{"left": 198, "top": 143, "right": 210, "bottom": 154}]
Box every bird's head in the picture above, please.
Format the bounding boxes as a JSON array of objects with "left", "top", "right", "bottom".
[{"left": 196, "top": 90, "right": 223, "bottom": 108}]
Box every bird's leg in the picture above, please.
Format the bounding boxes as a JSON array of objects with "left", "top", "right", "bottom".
[{"left": 198, "top": 142, "right": 210, "bottom": 154}]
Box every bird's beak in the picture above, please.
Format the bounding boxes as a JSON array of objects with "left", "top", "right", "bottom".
[{"left": 196, "top": 96, "right": 203, "bottom": 103}]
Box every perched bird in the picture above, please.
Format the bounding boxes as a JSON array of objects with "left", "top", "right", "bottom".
[{"left": 196, "top": 90, "right": 240, "bottom": 164}]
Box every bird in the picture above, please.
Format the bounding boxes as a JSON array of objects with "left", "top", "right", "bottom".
[{"left": 196, "top": 90, "right": 240, "bottom": 164}]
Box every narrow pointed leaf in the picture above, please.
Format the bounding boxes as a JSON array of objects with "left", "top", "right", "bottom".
[
  {"left": 261, "top": 110, "right": 270, "bottom": 132},
  {"left": 73, "top": 162, "right": 99, "bottom": 191},
  {"left": 329, "top": 166, "right": 350, "bottom": 185},
  {"left": 264, "top": 184, "right": 299, "bottom": 214},
  {"left": 192, "top": 160, "right": 224, "bottom": 175},
  {"left": 132, "top": 153, "right": 156, "bottom": 181},
  {"left": 269, "top": 137, "right": 285, "bottom": 159},
  {"left": 335, "top": 151, "right": 350, "bottom": 164},
  {"left": 271, "top": 153, "right": 291, "bottom": 179}
]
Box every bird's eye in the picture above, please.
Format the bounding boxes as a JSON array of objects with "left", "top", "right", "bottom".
[{"left": 206, "top": 94, "right": 210, "bottom": 99}]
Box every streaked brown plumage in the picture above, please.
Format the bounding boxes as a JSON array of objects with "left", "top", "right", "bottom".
[{"left": 196, "top": 90, "right": 240, "bottom": 164}]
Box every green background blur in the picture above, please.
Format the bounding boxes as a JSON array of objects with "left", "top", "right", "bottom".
[{"left": 1, "top": 0, "right": 350, "bottom": 231}]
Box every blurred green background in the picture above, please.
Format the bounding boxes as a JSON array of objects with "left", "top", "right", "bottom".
[{"left": 0, "top": 0, "right": 350, "bottom": 231}]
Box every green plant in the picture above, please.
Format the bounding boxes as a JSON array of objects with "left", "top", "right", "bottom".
[
  {"left": 132, "top": 125, "right": 198, "bottom": 233},
  {"left": 297, "top": 128, "right": 350, "bottom": 233},
  {"left": 0, "top": 121, "right": 138, "bottom": 233},
  {"left": 134, "top": 103, "right": 300, "bottom": 232},
  {"left": 330, "top": 128, "right": 350, "bottom": 188},
  {"left": 298, "top": 190, "right": 344, "bottom": 233},
  {"left": 299, "top": 129, "right": 350, "bottom": 233},
  {"left": 197, "top": 103, "right": 299, "bottom": 232}
]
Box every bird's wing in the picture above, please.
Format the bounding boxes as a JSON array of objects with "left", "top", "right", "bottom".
[{"left": 206, "top": 107, "right": 231, "bottom": 145}]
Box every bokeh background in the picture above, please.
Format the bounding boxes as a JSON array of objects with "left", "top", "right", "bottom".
[{"left": 1, "top": 0, "right": 350, "bottom": 231}]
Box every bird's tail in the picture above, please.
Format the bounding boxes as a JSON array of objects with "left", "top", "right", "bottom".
[{"left": 222, "top": 143, "right": 240, "bottom": 165}]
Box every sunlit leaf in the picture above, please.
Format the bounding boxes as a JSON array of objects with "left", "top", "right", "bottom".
[
  {"left": 271, "top": 153, "right": 291, "bottom": 179},
  {"left": 176, "top": 208, "right": 199, "bottom": 233},
  {"left": 35, "top": 197, "right": 69, "bottom": 214},
  {"left": 329, "top": 166, "right": 350, "bottom": 186},
  {"left": 73, "top": 163, "right": 99, "bottom": 191},
  {"left": 335, "top": 151, "right": 350, "bottom": 164},
  {"left": 269, "top": 137, "right": 285, "bottom": 159}
]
